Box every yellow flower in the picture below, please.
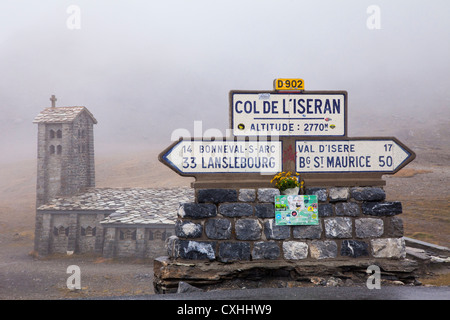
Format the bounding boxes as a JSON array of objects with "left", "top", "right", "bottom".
[{"left": 270, "top": 171, "right": 303, "bottom": 192}]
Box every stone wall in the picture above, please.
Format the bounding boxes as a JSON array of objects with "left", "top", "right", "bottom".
[
  {"left": 34, "top": 112, "right": 96, "bottom": 253},
  {"left": 105, "top": 226, "right": 174, "bottom": 259},
  {"left": 35, "top": 211, "right": 174, "bottom": 258},
  {"left": 35, "top": 112, "right": 95, "bottom": 209},
  {"left": 167, "top": 187, "right": 406, "bottom": 262},
  {"left": 36, "top": 211, "right": 107, "bottom": 255}
]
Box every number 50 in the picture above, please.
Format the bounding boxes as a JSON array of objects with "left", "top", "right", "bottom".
[{"left": 379, "top": 155, "right": 393, "bottom": 167}]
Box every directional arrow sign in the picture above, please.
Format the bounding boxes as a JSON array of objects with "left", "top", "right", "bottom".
[
  {"left": 295, "top": 138, "right": 415, "bottom": 173},
  {"left": 160, "top": 138, "right": 283, "bottom": 175}
]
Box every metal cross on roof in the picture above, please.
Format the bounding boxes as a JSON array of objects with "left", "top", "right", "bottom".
[{"left": 50, "top": 95, "right": 57, "bottom": 108}]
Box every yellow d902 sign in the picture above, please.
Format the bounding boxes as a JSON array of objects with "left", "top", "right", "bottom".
[{"left": 274, "top": 78, "right": 304, "bottom": 90}]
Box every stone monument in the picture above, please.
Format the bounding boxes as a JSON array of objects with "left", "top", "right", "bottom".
[{"left": 155, "top": 80, "right": 418, "bottom": 293}]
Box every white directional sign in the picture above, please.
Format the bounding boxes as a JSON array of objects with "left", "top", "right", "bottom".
[
  {"left": 161, "top": 139, "right": 282, "bottom": 175},
  {"left": 231, "top": 91, "right": 347, "bottom": 137},
  {"left": 295, "top": 139, "right": 414, "bottom": 173}
]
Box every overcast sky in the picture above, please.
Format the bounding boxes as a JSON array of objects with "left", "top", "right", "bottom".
[{"left": 0, "top": 0, "right": 449, "bottom": 161}]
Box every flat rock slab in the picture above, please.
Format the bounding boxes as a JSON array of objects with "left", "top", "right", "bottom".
[{"left": 153, "top": 256, "right": 418, "bottom": 294}]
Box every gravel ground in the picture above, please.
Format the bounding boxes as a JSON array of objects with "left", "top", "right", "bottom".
[{"left": 0, "top": 236, "right": 156, "bottom": 300}]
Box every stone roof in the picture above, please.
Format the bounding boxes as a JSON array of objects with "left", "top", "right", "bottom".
[
  {"left": 37, "top": 187, "right": 194, "bottom": 225},
  {"left": 33, "top": 106, "right": 98, "bottom": 124}
]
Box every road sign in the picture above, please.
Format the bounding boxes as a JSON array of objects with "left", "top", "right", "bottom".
[
  {"left": 295, "top": 138, "right": 415, "bottom": 173},
  {"left": 274, "top": 78, "right": 305, "bottom": 91},
  {"left": 230, "top": 91, "right": 347, "bottom": 137},
  {"left": 160, "top": 138, "right": 282, "bottom": 175}
]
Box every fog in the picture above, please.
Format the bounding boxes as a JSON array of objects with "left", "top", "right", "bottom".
[{"left": 0, "top": 0, "right": 449, "bottom": 162}]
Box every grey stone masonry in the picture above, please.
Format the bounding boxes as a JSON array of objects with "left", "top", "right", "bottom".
[
  {"left": 309, "top": 240, "right": 338, "bottom": 259},
  {"left": 371, "top": 238, "right": 406, "bottom": 259},
  {"left": 179, "top": 203, "right": 217, "bottom": 219},
  {"left": 205, "top": 219, "right": 231, "bottom": 240},
  {"left": 238, "top": 189, "right": 256, "bottom": 202},
  {"left": 168, "top": 187, "right": 407, "bottom": 262},
  {"left": 219, "top": 203, "right": 253, "bottom": 217},
  {"left": 35, "top": 188, "right": 191, "bottom": 257},
  {"left": 219, "top": 242, "right": 250, "bottom": 262},
  {"left": 318, "top": 203, "right": 333, "bottom": 217},
  {"left": 264, "top": 220, "right": 290, "bottom": 240},
  {"left": 197, "top": 189, "right": 237, "bottom": 203},
  {"left": 255, "top": 203, "right": 275, "bottom": 218},
  {"left": 257, "top": 188, "right": 280, "bottom": 202},
  {"left": 362, "top": 202, "right": 402, "bottom": 216},
  {"left": 283, "top": 241, "right": 308, "bottom": 260},
  {"left": 34, "top": 106, "right": 97, "bottom": 254},
  {"left": 293, "top": 224, "right": 322, "bottom": 239},
  {"left": 329, "top": 187, "right": 349, "bottom": 202},
  {"left": 305, "top": 188, "right": 328, "bottom": 202},
  {"left": 341, "top": 240, "right": 369, "bottom": 258},
  {"left": 175, "top": 220, "right": 203, "bottom": 238},
  {"left": 324, "top": 217, "right": 352, "bottom": 238},
  {"left": 335, "top": 202, "right": 360, "bottom": 216},
  {"left": 252, "top": 241, "right": 280, "bottom": 260},
  {"left": 218, "top": 242, "right": 250, "bottom": 262},
  {"left": 173, "top": 239, "right": 217, "bottom": 260},
  {"left": 351, "top": 187, "right": 386, "bottom": 201},
  {"left": 355, "top": 218, "right": 384, "bottom": 238},
  {"left": 235, "top": 219, "right": 261, "bottom": 240}
]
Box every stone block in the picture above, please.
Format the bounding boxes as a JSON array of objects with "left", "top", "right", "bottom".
[
  {"left": 324, "top": 217, "right": 352, "bottom": 238},
  {"left": 340, "top": 240, "right": 369, "bottom": 258},
  {"left": 178, "top": 203, "right": 217, "bottom": 219},
  {"left": 282, "top": 241, "right": 308, "bottom": 260},
  {"left": 218, "top": 242, "right": 250, "bottom": 262},
  {"left": 371, "top": 238, "right": 406, "bottom": 259},
  {"left": 385, "top": 217, "right": 404, "bottom": 237},
  {"left": 264, "top": 219, "right": 290, "bottom": 240},
  {"left": 257, "top": 188, "right": 280, "bottom": 202},
  {"left": 176, "top": 240, "right": 216, "bottom": 260},
  {"left": 318, "top": 203, "right": 333, "bottom": 217},
  {"left": 235, "top": 219, "right": 262, "bottom": 240},
  {"left": 335, "top": 202, "right": 361, "bottom": 216},
  {"left": 197, "top": 189, "right": 237, "bottom": 204},
  {"left": 175, "top": 220, "right": 203, "bottom": 238},
  {"left": 309, "top": 240, "right": 338, "bottom": 259},
  {"left": 350, "top": 187, "right": 386, "bottom": 201},
  {"left": 218, "top": 203, "right": 253, "bottom": 217},
  {"left": 205, "top": 218, "right": 231, "bottom": 240},
  {"left": 329, "top": 187, "right": 349, "bottom": 202},
  {"left": 355, "top": 218, "right": 384, "bottom": 238},
  {"left": 292, "top": 224, "right": 322, "bottom": 239},
  {"left": 177, "top": 281, "right": 204, "bottom": 294},
  {"left": 362, "top": 202, "right": 402, "bottom": 216},
  {"left": 305, "top": 187, "right": 328, "bottom": 202},
  {"left": 166, "top": 235, "right": 179, "bottom": 258},
  {"left": 239, "top": 189, "right": 256, "bottom": 202},
  {"left": 254, "top": 203, "right": 275, "bottom": 218},
  {"left": 252, "top": 241, "right": 280, "bottom": 260}
]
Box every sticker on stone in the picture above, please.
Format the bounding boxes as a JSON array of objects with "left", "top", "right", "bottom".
[{"left": 274, "top": 195, "right": 319, "bottom": 226}]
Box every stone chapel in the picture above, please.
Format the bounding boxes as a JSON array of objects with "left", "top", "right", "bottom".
[{"left": 33, "top": 96, "right": 193, "bottom": 258}]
